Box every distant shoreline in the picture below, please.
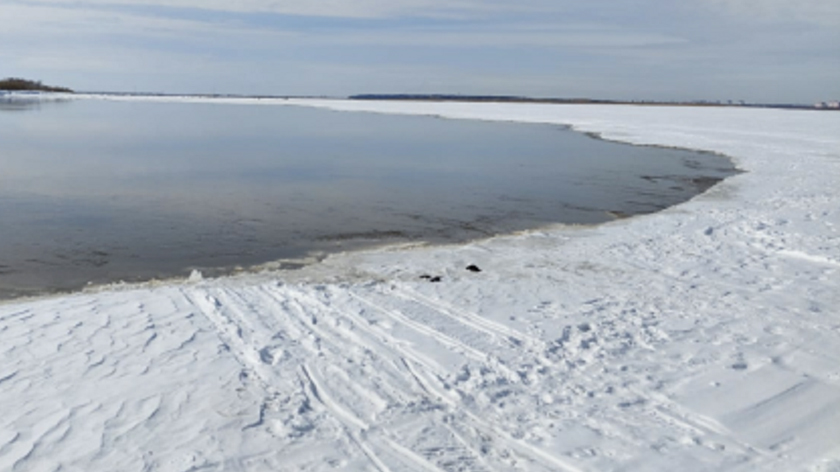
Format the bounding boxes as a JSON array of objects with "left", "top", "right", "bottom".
[
  {"left": 349, "top": 94, "right": 834, "bottom": 111},
  {"left": 5, "top": 88, "right": 835, "bottom": 111}
]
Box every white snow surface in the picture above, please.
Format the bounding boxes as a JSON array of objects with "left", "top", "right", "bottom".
[{"left": 1, "top": 97, "right": 839, "bottom": 471}]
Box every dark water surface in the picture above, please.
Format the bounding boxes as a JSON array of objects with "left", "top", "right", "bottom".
[{"left": 0, "top": 98, "right": 737, "bottom": 298}]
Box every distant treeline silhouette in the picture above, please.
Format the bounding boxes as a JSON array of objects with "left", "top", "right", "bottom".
[
  {"left": 348, "top": 94, "right": 819, "bottom": 110},
  {"left": 0, "top": 78, "right": 73, "bottom": 93},
  {"left": 349, "top": 94, "right": 612, "bottom": 104}
]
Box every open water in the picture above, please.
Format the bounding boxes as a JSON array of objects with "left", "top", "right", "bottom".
[{"left": 0, "top": 97, "right": 738, "bottom": 298}]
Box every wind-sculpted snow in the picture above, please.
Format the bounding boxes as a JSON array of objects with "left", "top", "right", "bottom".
[{"left": 1, "top": 99, "right": 839, "bottom": 471}]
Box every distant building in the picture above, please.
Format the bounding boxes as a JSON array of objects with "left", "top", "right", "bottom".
[{"left": 815, "top": 101, "right": 840, "bottom": 109}]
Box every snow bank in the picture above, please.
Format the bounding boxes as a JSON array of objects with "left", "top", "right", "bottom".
[{"left": 1, "top": 98, "right": 838, "bottom": 471}]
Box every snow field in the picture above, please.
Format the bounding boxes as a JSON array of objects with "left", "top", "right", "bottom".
[{"left": 1, "top": 98, "right": 839, "bottom": 471}]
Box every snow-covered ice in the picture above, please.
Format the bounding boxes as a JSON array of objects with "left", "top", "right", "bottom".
[{"left": 1, "top": 97, "right": 839, "bottom": 471}]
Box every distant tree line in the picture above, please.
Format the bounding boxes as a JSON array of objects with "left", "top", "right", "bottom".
[
  {"left": 349, "top": 94, "right": 610, "bottom": 104},
  {"left": 0, "top": 78, "right": 73, "bottom": 93},
  {"left": 348, "top": 94, "right": 820, "bottom": 110}
]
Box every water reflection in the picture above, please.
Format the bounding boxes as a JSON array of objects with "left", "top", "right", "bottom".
[
  {"left": 0, "top": 98, "right": 42, "bottom": 112},
  {"left": 0, "top": 93, "right": 72, "bottom": 112},
  {"left": 0, "top": 99, "right": 738, "bottom": 298}
]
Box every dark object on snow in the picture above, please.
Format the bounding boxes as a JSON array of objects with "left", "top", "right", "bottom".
[
  {"left": 466, "top": 264, "right": 481, "bottom": 273},
  {"left": 429, "top": 276, "right": 442, "bottom": 283},
  {"left": 419, "top": 274, "right": 432, "bottom": 280}
]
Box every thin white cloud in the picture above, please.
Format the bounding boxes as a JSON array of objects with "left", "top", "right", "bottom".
[
  {"left": 704, "top": 0, "right": 840, "bottom": 26},
  {"left": 0, "top": 3, "right": 297, "bottom": 38},
  {"left": 331, "top": 24, "right": 688, "bottom": 49},
  {"left": 17, "top": 0, "right": 840, "bottom": 25},
  {"left": 9, "top": 0, "right": 540, "bottom": 18}
]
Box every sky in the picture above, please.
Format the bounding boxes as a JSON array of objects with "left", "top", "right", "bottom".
[{"left": 1, "top": 0, "right": 838, "bottom": 103}]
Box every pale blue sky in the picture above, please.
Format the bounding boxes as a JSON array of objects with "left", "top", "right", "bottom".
[{"left": 2, "top": 0, "right": 838, "bottom": 103}]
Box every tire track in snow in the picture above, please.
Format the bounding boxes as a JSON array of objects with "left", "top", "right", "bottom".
[
  {"left": 243, "top": 284, "right": 476, "bottom": 470},
  {"left": 357, "top": 286, "right": 616, "bottom": 472},
  {"left": 185, "top": 286, "right": 412, "bottom": 469},
  {"left": 298, "top": 364, "right": 394, "bottom": 472},
  {"left": 309, "top": 286, "right": 586, "bottom": 472},
  {"left": 279, "top": 287, "right": 503, "bottom": 469},
  {"left": 395, "top": 284, "right": 541, "bottom": 349},
  {"left": 271, "top": 286, "right": 498, "bottom": 470},
  {"left": 345, "top": 287, "right": 586, "bottom": 470},
  {"left": 253, "top": 284, "right": 571, "bottom": 470},
  {"left": 379, "top": 283, "right": 776, "bottom": 466},
  {"left": 180, "top": 288, "right": 279, "bottom": 397},
  {"left": 274, "top": 286, "right": 453, "bottom": 399},
  {"left": 300, "top": 363, "right": 448, "bottom": 472},
  {"left": 258, "top": 285, "right": 436, "bottom": 406},
  {"left": 194, "top": 281, "right": 754, "bottom": 472},
  {"left": 347, "top": 290, "right": 518, "bottom": 379}
]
